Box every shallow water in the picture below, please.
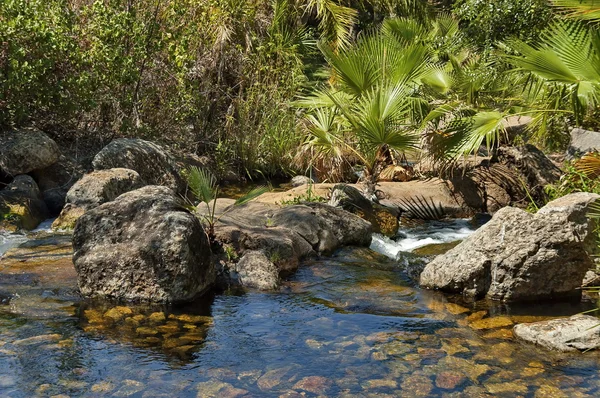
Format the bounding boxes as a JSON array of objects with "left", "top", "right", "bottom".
[{"left": 1, "top": 222, "right": 600, "bottom": 397}]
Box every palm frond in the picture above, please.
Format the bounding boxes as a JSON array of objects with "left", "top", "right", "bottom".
[
  {"left": 186, "top": 166, "right": 216, "bottom": 204},
  {"left": 551, "top": 0, "right": 600, "bottom": 22},
  {"left": 575, "top": 152, "right": 600, "bottom": 179}
]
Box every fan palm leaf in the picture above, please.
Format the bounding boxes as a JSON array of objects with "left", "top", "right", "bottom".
[
  {"left": 508, "top": 21, "right": 600, "bottom": 125},
  {"left": 551, "top": 0, "right": 600, "bottom": 22},
  {"left": 186, "top": 166, "right": 217, "bottom": 204},
  {"left": 575, "top": 152, "right": 600, "bottom": 179}
]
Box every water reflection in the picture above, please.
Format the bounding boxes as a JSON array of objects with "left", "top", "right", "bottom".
[{"left": 1, "top": 243, "right": 600, "bottom": 396}]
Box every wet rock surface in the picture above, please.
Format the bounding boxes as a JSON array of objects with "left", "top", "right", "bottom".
[
  {"left": 73, "top": 186, "right": 214, "bottom": 302},
  {"left": 0, "top": 175, "right": 49, "bottom": 231},
  {"left": 420, "top": 192, "right": 600, "bottom": 301},
  {"left": 514, "top": 314, "right": 600, "bottom": 352}
]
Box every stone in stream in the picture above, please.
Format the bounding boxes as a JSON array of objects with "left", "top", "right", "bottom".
[
  {"left": 420, "top": 192, "right": 600, "bottom": 301},
  {"left": 92, "top": 138, "right": 186, "bottom": 195},
  {"left": 0, "top": 175, "right": 49, "bottom": 231},
  {"left": 52, "top": 168, "right": 144, "bottom": 230},
  {"left": 513, "top": 314, "right": 600, "bottom": 352},
  {"left": 73, "top": 185, "right": 214, "bottom": 303},
  {"left": 212, "top": 200, "right": 372, "bottom": 290}
]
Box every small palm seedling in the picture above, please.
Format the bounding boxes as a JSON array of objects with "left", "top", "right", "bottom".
[{"left": 185, "top": 166, "right": 268, "bottom": 240}]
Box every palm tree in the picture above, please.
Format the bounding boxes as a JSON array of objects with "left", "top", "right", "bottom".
[
  {"left": 507, "top": 21, "right": 600, "bottom": 130},
  {"left": 297, "top": 26, "right": 436, "bottom": 183},
  {"left": 551, "top": 0, "right": 600, "bottom": 22}
]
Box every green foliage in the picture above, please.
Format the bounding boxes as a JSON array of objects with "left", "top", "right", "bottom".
[
  {"left": 185, "top": 166, "right": 268, "bottom": 238},
  {"left": 453, "top": 0, "right": 553, "bottom": 46},
  {"left": 1, "top": 0, "right": 310, "bottom": 178},
  {"left": 551, "top": 0, "right": 600, "bottom": 22},
  {"left": 507, "top": 21, "right": 600, "bottom": 132}
]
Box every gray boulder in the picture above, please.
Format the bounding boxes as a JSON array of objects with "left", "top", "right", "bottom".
[
  {"left": 420, "top": 192, "right": 599, "bottom": 302},
  {"left": 52, "top": 168, "right": 144, "bottom": 230},
  {"left": 0, "top": 175, "right": 49, "bottom": 231},
  {"left": 568, "top": 128, "right": 600, "bottom": 158},
  {"left": 235, "top": 251, "right": 279, "bottom": 290},
  {"left": 0, "top": 129, "right": 60, "bottom": 176},
  {"left": 291, "top": 175, "right": 313, "bottom": 187},
  {"left": 92, "top": 138, "right": 185, "bottom": 194},
  {"left": 73, "top": 185, "right": 214, "bottom": 303},
  {"left": 513, "top": 315, "right": 600, "bottom": 352}
]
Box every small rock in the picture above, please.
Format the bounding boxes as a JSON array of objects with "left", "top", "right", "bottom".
[
  {"left": 148, "top": 312, "right": 166, "bottom": 324},
  {"left": 485, "top": 381, "right": 528, "bottom": 394},
  {"left": 292, "top": 376, "right": 331, "bottom": 394},
  {"left": 444, "top": 303, "right": 470, "bottom": 315},
  {"left": 257, "top": 367, "right": 293, "bottom": 391},
  {"left": 400, "top": 375, "right": 433, "bottom": 396},
  {"left": 435, "top": 371, "right": 466, "bottom": 390},
  {"left": 104, "top": 306, "right": 133, "bottom": 321},
  {"left": 363, "top": 378, "right": 398, "bottom": 389},
  {"left": 13, "top": 334, "right": 61, "bottom": 346},
  {"left": 469, "top": 316, "right": 514, "bottom": 330}
]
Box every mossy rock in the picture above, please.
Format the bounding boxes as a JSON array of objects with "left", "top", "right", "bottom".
[{"left": 413, "top": 241, "right": 460, "bottom": 257}]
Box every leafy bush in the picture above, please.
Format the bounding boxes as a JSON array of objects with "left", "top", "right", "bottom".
[{"left": 453, "top": 0, "right": 553, "bottom": 46}]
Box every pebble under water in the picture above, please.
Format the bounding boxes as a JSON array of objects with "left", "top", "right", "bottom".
[{"left": 1, "top": 220, "right": 600, "bottom": 397}]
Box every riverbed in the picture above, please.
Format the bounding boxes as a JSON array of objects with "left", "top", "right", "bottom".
[{"left": 0, "top": 220, "right": 599, "bottom": 397}]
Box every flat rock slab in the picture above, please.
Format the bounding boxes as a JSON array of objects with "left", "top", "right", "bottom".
[
  {"left": 513, "top": 315, "right": 600, "bottom": 352},
  {"left": 0, "top": 234, "right": 76, "bottom": 287}
]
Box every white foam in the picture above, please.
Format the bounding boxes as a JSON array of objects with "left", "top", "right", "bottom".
[{"left": 370, "top": 219, "right": 476, "bottom": 260}]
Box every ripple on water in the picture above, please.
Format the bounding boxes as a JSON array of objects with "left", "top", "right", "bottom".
[{"left": 1, "top": 226, "right": 600, "bottom": 397}]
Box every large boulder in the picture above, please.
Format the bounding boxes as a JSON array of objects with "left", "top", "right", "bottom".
[
  {"left": 0, "top": 129, "right": 60, "bottom": 175},
  {"left": 513, "top": 315, "right": 600, "bottom": 352},
  {"left": 0, "top": 175, "right": 49, "bottom": 231},
  {"left": 419, "top": 192, "right": 599, "bottom": 302},
  {"left": 52, "top": 168, "right": 144, "bottom": 230},
  {"left": 72, "top": 186, "right": 214, "bottom": 303},
  {"left": 210, "top": 200, "right": 372, "bottom": 289},
  {"left": 568, "top": 128, "right": 600, "bottom": 158},
  {"left": 92, "top": 138, "right": 186, "bottom": 194},
  {"left": 30, "top": 155, "right": 84, "bottom": 215}
]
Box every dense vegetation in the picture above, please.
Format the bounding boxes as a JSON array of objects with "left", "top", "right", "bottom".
[{"left": 1, "top": 0, "right": 599, "bottom": 179}]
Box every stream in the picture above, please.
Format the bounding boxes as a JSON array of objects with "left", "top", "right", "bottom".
[{"left": 0, "top": 219, "right": 599, "bottom": 397}]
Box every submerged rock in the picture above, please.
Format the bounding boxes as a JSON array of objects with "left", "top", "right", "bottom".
[
  {"left": 420, "top": 192, "right": 599, "bottom": 301},
  {"left": 73, "top": 185, "right": 214, "bottom": 302},
  {"left": 0, "top": 175, "right": 49, "bottom": 231},
  {"left": 0, "top": 129, "right": 60, "bottom": 175},
  {"left": 513, "top": 314, "right": 600, "bottom": 352},
  {"left": 92, "top": 138, "right": 186, "bottom": 194}
]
